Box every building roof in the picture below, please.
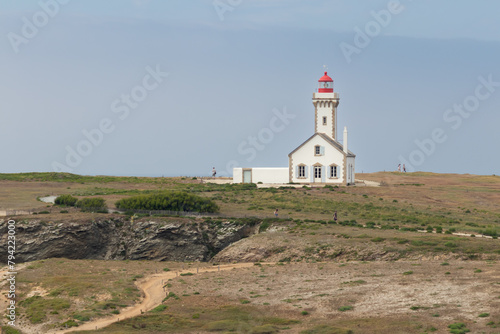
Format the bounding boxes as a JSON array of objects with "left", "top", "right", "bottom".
[
  {"left": 318, "top": 71, "right": 333, "bottom": 82},
  {"left": 288, "top": 132, "right": 356, "bottom": 157}
]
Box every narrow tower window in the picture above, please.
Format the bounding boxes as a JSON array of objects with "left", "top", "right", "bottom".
[
  {"left": 322, "top": 116, "right": 327, "bottom": 125},
  {"left": 315, "top": 145, "right": 321, "bottom": 155}
]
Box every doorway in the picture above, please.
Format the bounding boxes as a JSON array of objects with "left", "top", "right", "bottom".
[{"left": 243, "top": 169, "right": 252, "bottom": 183}]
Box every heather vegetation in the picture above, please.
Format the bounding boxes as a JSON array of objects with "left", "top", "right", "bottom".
[{"left": 115, "top": 192, "right": 219, "bottom": 213}]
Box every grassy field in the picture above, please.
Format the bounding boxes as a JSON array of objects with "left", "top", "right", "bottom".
[
  {"left": 2, "top": 172, "right": 499, "bottom": 237},
  {"left": 6, "top": 260, "right": 499, "bottom": 333},
  {"left": 1, "top": 171, "right": 499, "bottom": 333}
]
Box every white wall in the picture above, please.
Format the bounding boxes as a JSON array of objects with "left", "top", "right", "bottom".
[
  {"left": 290, "top": 135, "right": 345, "bottom": 184},
  {"left": 233, "top": 168, "right": 243, "bottom": 183},
  {"left": 233, "top": 167, "right": 289, "bottom": 184}
]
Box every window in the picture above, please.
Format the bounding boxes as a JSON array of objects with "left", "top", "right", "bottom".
[
  {"left": 314, "top": 166, "right": 322, "bottom": 179},
  {"left": 329, "top": 165, "right": 338, "bottom": 178},
  {"left": 315, "top": 146, "right": 325, "bottom": 156},
  {"left": 298, "top": 165, "right": 305, "bottom": 177},
  {"left": 322, "top": 116, "right": 327, "bottom": 125}
]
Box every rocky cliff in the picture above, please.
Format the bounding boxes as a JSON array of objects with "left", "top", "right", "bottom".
[{"left": 0, "top": 216, "right": 259, "bottom": 263}]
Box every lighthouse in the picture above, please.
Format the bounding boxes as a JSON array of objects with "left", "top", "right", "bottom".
[
  {"left": 313, "top": 72, "right": 340, "bottom": 141},
  {"left": 288, "top": 71, "right": 356, "bottom": 185},
  {"left": 233, "top": 70, "right": 356, "bottom": 185}
]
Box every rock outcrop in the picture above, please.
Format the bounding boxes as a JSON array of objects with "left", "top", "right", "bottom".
[{"left": 0, "top": 216, "right": 258, "bottom": 263}]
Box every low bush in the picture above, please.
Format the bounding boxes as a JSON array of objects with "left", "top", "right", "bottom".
[
  {"left": 338, "top": 305, "right": 353, "bottom": 312},
  {"left": 54, "top": 194, "right": 78, "bottom": 207},
  {"left": 76, "top": 198, "right": 107, "bottom": 212},
  {"left": 448, "top": 322, "right": 470, "bottom": 334},
  {"left": 150, "top": 304, "right": 167, "bottom": 313},
  {"left": 115, "top": 192, "right": 218, "bottom": 213},
  {"left": 2, "top": 327, "right": 21, "bottom": 334}
]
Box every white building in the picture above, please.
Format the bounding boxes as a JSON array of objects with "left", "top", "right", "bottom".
[{"left": 233, "top": 71, "right": 355, "bottom": 185}]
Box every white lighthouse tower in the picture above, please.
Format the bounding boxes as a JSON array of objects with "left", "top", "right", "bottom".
[{"left": 313, "top": 72, "right": 339, "bottom": 141}]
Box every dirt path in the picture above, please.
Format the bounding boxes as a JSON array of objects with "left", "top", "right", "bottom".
[{"left": 49, "top": 262, "right": 255, "bottom": 333}]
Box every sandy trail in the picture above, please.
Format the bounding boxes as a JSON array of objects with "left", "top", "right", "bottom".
[{"left": 49, "top": 262, "right": 255, "bottom": 333}]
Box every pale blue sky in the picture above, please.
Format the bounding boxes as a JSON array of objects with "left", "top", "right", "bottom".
[{"left": 1, "top": 1, "right": 499, "bottom": 176}]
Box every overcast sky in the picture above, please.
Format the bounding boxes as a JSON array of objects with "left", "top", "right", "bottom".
[{"left": 1, "top": 0, "right": 499, "bottom": 177}]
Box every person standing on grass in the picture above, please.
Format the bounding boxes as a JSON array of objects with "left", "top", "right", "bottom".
[
  {"left": 274, "top": 209, "right": 278, "bottom": 217},
  {"left": 333, "top": 211, "right": 338, "bottom": 222},
  {"left": 403, "top": 164, "right": 406, "bottom": 173},
  {"left": 212, "top": 167, "right": 216, "bottom": 177},
  {"left": 397, "top": 164, "right": 401, "bottom": 172}
]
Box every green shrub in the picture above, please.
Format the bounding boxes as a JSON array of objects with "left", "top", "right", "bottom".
[
  {"left": 252, "top": 324, "right": 278, "bottom": 334},
  {"left": 165, "top": 292, "right": 179, "bottom": 300},
  {"left": 300, "top": 325, "right": 353, "bottom": 334},
  {"left": 448, "top": 322, "right": 470, "bottom": 334},
  {"left": 54, "top": 194, "right": 78, "bottom": 206},
  {"left": 76, "top": 197, "right": 107, "bottom": 212},
  {"left": 21, "top": 296, "right": 71, "bottom": 324},
  {"left": 259, "top": 221, "right": 271, "bottom": 233},
  {"left": 206, "top": 320, "right": 241, "bottom": 332},
  {"left": 338, "top": 305, "right": 353, "bottom": 312},
  {"left": 371, "top": 237, "right": 385, "bottom": 243},
  {"left": 60, "top": 320, "right": 79, "bottom": 328},
  {"left": 478, "top": 313, "right": 489, "bottom": 317},
  {"left": 483, "top": 228, "right": 498, "bottom": 237},
  {"left": 150, "top": 304, "right": 167, "bottom": 313},
  {"left": 115, "top": 192, "right": 218, "bottom": 213},
  {"left": 73, "top": 314, "right": 90, "bottom": 321},
  {"left": 2, "top": 327, "right": 22, "bottom": 334}
]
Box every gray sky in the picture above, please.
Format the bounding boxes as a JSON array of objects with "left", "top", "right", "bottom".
[{"left": 1, "top": 0, "right": 499, "bottom": 176}]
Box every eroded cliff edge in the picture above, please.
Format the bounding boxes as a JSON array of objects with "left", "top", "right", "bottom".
[{"left": 0, "top": 216, "right": 259, "bottom": 263}]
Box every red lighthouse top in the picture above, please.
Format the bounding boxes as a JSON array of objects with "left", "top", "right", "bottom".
[{"left": 318, "top": 71, "right": 333, "bottom": 93}]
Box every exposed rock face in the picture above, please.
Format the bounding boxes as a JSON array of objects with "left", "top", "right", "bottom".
[{"left": 0, "top": 216, "right": 258, "bottom": 263}]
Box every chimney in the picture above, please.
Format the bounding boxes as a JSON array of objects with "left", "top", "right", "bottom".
[{"left": 343, "top": 127, "right": 348, "bottom": 154}]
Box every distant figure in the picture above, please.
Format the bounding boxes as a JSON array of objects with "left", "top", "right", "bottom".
[
  {"left": 403, "top": 164, "right": 406, "bottom": 173},
  {"left": 333, "top": 211, "right": 338, "bottom": 222},
  {"left": 397, "top": 164, "right": 401, "bottom": 172},
  {"left": 274, "top": 209, "right": 278, "bottom": 217},
  {"left": 212, "top": 167, "right": 216, "bottom": 177}
]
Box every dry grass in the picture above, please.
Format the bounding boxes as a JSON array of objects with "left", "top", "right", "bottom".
[
  {"left": 64, "top": 260, "right": 500, "bottom": 333},
  {"left": 2, "top": 259, "right": 208, "bottom": 333}
]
